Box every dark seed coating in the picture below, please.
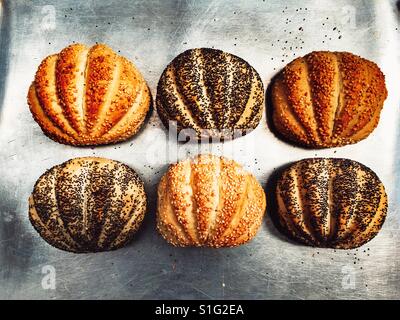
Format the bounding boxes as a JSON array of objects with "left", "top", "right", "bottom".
[
  {"left": 275, "top": 158, "right": 387, "bottom": 249},
  {"left": 29, "top": 157, "right": 147, "bottom": 253},
  {"left": 156, "top": 48, "right": 264, "bottom": 140}
]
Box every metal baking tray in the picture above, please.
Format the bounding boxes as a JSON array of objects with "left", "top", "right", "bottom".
[{"left": 0, "top": 0, "right": 399, "bottom": 299}]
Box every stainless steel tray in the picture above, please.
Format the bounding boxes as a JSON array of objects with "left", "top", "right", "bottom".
[{"left": 0, "top": 0, "right": 399, "bottom": 299}]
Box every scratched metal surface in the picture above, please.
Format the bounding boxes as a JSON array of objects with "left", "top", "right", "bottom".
[{"left": 0, "top": 0, "right": 399, "bottom": 300}]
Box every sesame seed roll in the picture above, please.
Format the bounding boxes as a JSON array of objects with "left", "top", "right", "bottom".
[
  {"left": 28, "top": 43, "right": 151, "bottom": 146},
  {"left": 157, "top": 154, "right": 266, "bottom": 247},
  {"left": 271, "top": 51, "right": 387, "bottom": 148}
]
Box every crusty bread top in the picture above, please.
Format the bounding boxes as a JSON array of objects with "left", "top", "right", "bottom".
[
  {"left": 28, "top": 43, "right": 151, "bottom": 146},
  {"left": 29, "top": 157, "right": 147, "bottom": 252},
  {"left": 271, "top": 51, "right": 387, "bottom": 148},
  {"left": 156, "top": 48, "right": 264, "bottom": 140},
  {"left": 276, "top": 158, "right": 387, "bottom": 249},
  {"left": 157, "top": 154, "right": 266, "bottom": 247}
]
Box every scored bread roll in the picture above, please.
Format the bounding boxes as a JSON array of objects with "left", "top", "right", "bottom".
[
  {"left": 157, "top": 154, "right": 266, "bottom": 247},
  {"left": 156, "top": 48, "right": 264, "bottom": 140},
  {"left": 271, "top": 51, "right": 387, "bottom": 148},
  {"left": 275, "top": 158, "right": 387, "bottom": 249},
  {"left": 28, "top": 43, "right": 151, "bottom": 146},
  {"left": 29, "top": 157, "right": 147, "bottom": 253}
]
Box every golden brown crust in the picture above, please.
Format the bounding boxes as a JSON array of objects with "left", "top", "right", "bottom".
[
  {"left": 29, "top": 157, "right": 147, "bottom": 253},
  {"left": 56, "top": 43, "right": 89, "bottom": 135},
  {"left": 275, "top": 158, "right": 387, "bottom": 249},
  {"left": 156, "top": 154, "right": 266, "bottom": 247},
  {"left": 271, "top": 51, "right": 387, "bottom": 148},
  {"left": 27, "top": 43, "right": 151, "bottom": 146},
  {"left": 28, "top": 84, "right": 77, "bottom": 145}
]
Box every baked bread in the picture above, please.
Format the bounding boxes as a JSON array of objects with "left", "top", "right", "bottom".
[
  {"left": 271, "top": 51, "right": 387, "bottom": 148},
  {"left": 156, "top": 48, "right": 264, "bottom": 140},
  {"left": 157, "top": 154, "right": 266, "bottom": 247},
  {"left": 275, "top": 158, "right": 387, "bottom": 249},
  {"left": 28, "top": 43, "right": 151, "bottom": 146},
  {"left": 29, "top": 157, "right": 147, "bottom": 252}
]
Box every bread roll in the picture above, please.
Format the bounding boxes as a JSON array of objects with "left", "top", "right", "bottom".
[
  {"left": 29, "top": 157, "right": 147, "bottom": 252},
  {"left": 156, "top": 48, "right": 264, "bottom": 140},
  {"left": 28, "top": 43, "right": 151, "bottom": 146},
  {"left": 275, "top": 158, "right": 387, "bottom": 249},
  {"left": 271, "top": 51, "right": 387, "bottom": 148},
  {"left": 157, "top": 154, "right": 266, "bottom": 247}
]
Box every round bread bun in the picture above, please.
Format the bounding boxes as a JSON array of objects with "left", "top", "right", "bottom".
[
  {"left": 29, "top": 157, "right": 147, "bottom": 253},
  {"left": 156, "top": 48, "right": 264, "bottom": 140},
  {"left": 271, "top": 51, "right": 387, "bottom": 148},
  {"left": 157, "top": 154, "right": 266, "bottom": 247},
  {"left": 27, "top": 43, "right": 151, "bottom": 146},
  {"left": 275, "top": 158, "right": 387, "bottom": 249}
]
